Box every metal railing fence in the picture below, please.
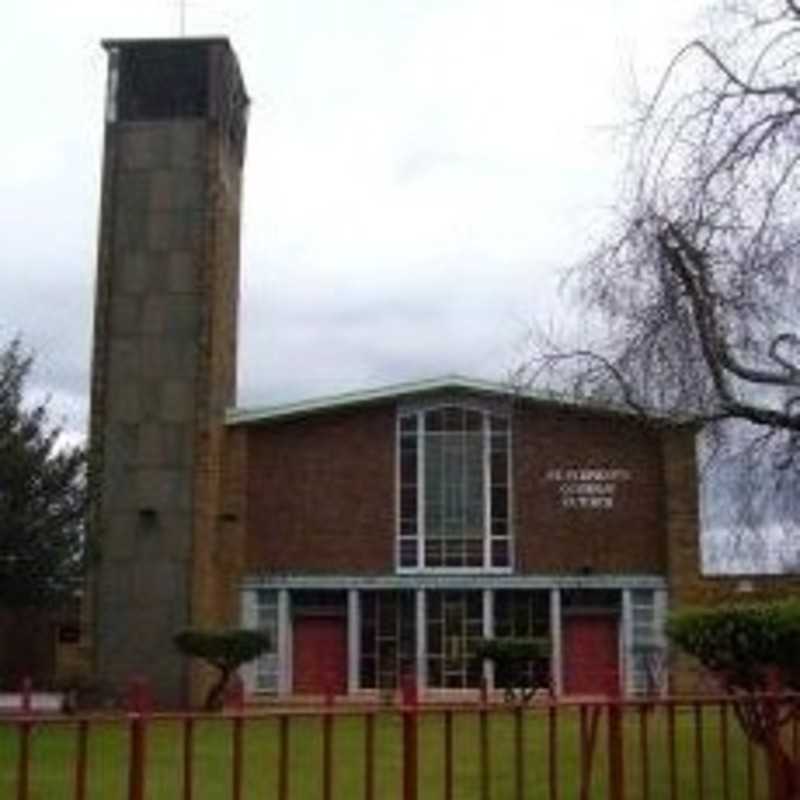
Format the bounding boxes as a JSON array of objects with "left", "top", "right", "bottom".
[{"left": 2, "top": 682, "right": 799, "bottom": 800}]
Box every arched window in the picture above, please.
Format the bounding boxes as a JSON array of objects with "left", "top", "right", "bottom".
[{"left": 397, "top": 404, "right": 511, "bottom": 570}]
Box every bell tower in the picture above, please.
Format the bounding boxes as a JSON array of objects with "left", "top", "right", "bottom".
[{"left": 88, "top": 38, "right": 248, "bottom": 705}]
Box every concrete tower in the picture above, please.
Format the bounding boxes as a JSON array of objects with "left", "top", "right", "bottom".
[{"left": 88, "top": 38, "right": 248, "bottom": 705}]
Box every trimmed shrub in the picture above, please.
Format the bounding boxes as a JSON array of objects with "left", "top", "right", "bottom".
[
  {"left": 475, "top": 637, "right": 550, "bottom": 703},
  {"left": 174, "top": 628, "right": 270, "bottom": 710},
  {"left": 667, "top": 599, "right": 800, "bottom": 692},
  {"left": 667, "top": 599, "right": 800, "bottom": 800}
]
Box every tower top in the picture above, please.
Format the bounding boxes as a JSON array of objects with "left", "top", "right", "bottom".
[
  {"left": 102, "top": 36, "right": 235, "bottom": 48},
  {"left": 102, "top": 36, "right": 249, "bottom": 161}
]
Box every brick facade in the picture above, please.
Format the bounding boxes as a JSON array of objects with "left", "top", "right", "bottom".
[
  {"left": 244, "top": 404, "right": 396, "bottom": 573},
  {"left": 514, "top": 406, "right": 666, "bottom": 574},
  {"left": 239, "top": 399, "right": 679, "bottom": 578}
]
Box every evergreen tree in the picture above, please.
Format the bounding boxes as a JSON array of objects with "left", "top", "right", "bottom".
[{"left": 0, "top": 338, "right": 86, "bottom": 607}]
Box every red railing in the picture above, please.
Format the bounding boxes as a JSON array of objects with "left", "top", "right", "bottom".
[{"left": 2, "top": 684, "right": 799, "bottom": 800}]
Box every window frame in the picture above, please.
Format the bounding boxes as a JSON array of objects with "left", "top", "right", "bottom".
[
  {"left": 252, "top": 589, "right": 280, "bottom": 693},
  {"left": 359, "top": 590, "right": 416, "bottom": 689},
  {"left": 395, "top": 400, "right": 513, "bottom": 574},
  {"left": 629, "top": 588, "right": 665, "bottom": 696},
  {"left": 426, "top": 589, "right": 485, "bottom": 688}
]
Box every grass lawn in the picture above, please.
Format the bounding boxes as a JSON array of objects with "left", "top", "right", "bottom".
[{"left": 0, "top": 704, "right": 772, "bottom": 799}]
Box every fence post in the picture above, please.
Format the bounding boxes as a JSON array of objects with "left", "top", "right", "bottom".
[
  {"left": 607, "top": 702, "right": 625, "bottom": 800},
  {"left": 764, "top": 693, "right": 789, "bottom": 800},
  {"left": 444, "top": 709, "right": 453, "bottom": 800},
  {"left": 74, "top": 719, "right": 89, "bottom": 800},
  {"left": 20, "top": 676, "right": 32, "bottom": 713},
  {"left": 231, "top": 702, "right": 243, "bottom": 800},
  {"left": 479, "top": 693, "right": 490, "bottom": 800},
  {"left": 15, "top": 675, "right": 33, "bottom": 800},
  {"left": 227, "top": 674, "right": 245, "bottom": 800},
  {"left": 183, "top": 717, "right": 194, "bottom": 800},
  {"left": 278, "top": 715, "right": 290, "bottom": 800},
  {"left": 16, "top": 719, "right": 31, "bottom": 800},
  {"left": 126, "top": 677, "right": 150, "bottom": 800},
  {"left": 402, "top": 672, "right": 418, "bottom": 800},
  {"left": 364, "top": 712, "right": 375, "bottom": 800},
  {"left": 323, "top": 672, "right": 334, "bottom": 800}
]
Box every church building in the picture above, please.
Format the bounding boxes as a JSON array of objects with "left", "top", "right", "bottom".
[{"left": 87, "top": 37, "right": 707, "bottom": 707}]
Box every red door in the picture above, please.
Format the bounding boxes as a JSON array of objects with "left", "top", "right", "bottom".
[
  {"left": 563, "top": 615, "right": 620, "bottom": 696},
  {"left": 293, "top": 616, "right": 348, "bottom": 695}
]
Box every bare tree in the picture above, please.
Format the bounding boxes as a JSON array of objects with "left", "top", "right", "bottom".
[{"left": 521, "top": 0, "right": 800, "bottom": 566}]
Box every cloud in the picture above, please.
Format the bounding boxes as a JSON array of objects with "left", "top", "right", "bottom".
[{"left": 0, "top": 0, "right": 705, "bottom": 430}]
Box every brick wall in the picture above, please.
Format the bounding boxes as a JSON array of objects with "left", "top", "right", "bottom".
[
  {"left": 188, "top": 128, "right": 246, "bottom": 705},
  {"left": 240, "top": 398, "right": 682, "bottom": 577},
  {"left": 514, "top": 405, "right": 667, "bottom": 574},
  {"left": 659, "top": 427, "right": 800, "bottom": 692},
  {"left": 244, "top": 404, "right": 396, "bottom": 573}
]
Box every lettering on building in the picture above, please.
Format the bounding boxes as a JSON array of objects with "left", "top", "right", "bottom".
[{"left": 544, "top": 467, "right": 632, "bottom": 510}]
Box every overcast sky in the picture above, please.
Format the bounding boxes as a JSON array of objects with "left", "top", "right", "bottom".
[{"left": 0, "top": 0, "right": 707, "bottom": 437}]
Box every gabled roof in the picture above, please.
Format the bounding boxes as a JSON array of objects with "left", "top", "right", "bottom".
[{"left": 225, "top": 374, "right": 664, "bottom": 426}]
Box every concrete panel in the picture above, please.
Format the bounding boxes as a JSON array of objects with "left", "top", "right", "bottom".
[
  {"left": 104, "top": 415, "right": 138, "bottom": 450},
  {"left": 150, "top": 169, "right": 205, "bottom": 211},
  {"left": 109, "top": 297, "right": 142, "bottom": 337},
  {"left": 133, "top": 560, "right": 187, "bottom": 605},
  {"left": 118, "top": 252, "right": 169, "bottom": 295},
  {"left": 96, "top": 560, "right": 133, "bottom": 608},
  {"left": 100, "top": 513, "right": 138, "bottom": 560},
  {"left": 133, "top": 515, "right": 170, "bottom": 563},
  {"left": 114, "top": 206, "right": 148, "bottom": 250},
  {"left": 117, "top": 125, "right": 172, "bottom": 171},
  {"left": 140, "top": 338, "right": 198, "bottom": 381},
  {"left": 103, "top": 434, "right": 139, "bottom": 514},
  {"left": 163, "top": 296, "right": 200, "bottom": 336},
  {"left": 160, "top": 380, "right": 196, "bottom": 423},
  {"left": 118, "top": 252, "right": 150, "bottom": 295},
  {"left": 107, "top": 339, "right": 142, "bottom": 384},
  {"left": 147, "top": 210, "right": 205, "bottom": 252},
  {"left": 137, "top": 468, "right": 192, "bottom": 512},
  {"left": 115, "top": 170, "right": 152, "bottom": 212},
  {"left": 137, "top": 423, "right": 165, "bottom": 466},
  {"left": 146, "top": 212, "right": 174, "bottom": 253},
  {"left": 138, "top": 423, "right": 192, "bottom": 468},
  {"left": 124, "top": 512, "right": 193, "bottom": 563},
  {"left": 166, "top": 252, "right": 198, "bottom": 293},
  {"left": 169, "top": 122, "right": 205, "bottom": 168},
  {"left": 141, "top": 296, "right": 167, "bottom": 335},
  {"left": 157, "top": 512, "right": 195, "bottom": 559},
  {"left": 108, "top": 379, "right": 144, "bottom": 423},
  {"left": 96, "top": 564, "right": 188, "bottom": 702},
  {"left": 134, "top": 381, "right": 163, "bottom": 421}
]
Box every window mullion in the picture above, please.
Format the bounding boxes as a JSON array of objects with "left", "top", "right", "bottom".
[
  {"left": 507, "top": 416, "right": 513, "bottom": 570},
  {"left": 417, "top": 412, "right": 424, "bottom": 570},
  {"left": 395, "top": 415, "right": 401, "bottom": 570},
  {"left": 483, "top": 412, "right": 491, "bottom": 569}
]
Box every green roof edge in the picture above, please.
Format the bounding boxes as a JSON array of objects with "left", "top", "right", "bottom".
[{"left": 224, "top": 374, "right": 679, "bottom": 426}]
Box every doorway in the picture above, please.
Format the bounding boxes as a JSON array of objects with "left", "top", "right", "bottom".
[{"left": 563, "top": 614, "right": 620, "bottom": 696}]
